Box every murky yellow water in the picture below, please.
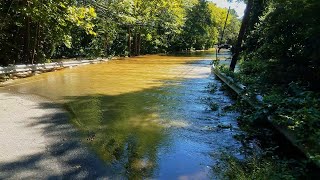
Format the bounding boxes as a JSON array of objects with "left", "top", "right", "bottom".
[
  {"left": 4, "top": 55, "right": 204, "bottom": 98},
  {"left": 2, "top": 53, "right": 242, "bottom": 179}
]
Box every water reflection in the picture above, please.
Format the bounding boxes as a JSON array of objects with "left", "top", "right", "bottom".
[
  {"left": 65, "top": 88, "right": 175, "bottom": 178},
  {"left": 3, "top": 52, "right": 242, "bottom": 179}
]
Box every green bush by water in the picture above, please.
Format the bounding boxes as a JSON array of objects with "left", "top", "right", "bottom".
[{"left": 215, "top": 154, "right": 298, "bottom": 180}]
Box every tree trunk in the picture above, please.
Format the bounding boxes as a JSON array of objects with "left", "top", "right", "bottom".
[
  {"left": 229, "top": 0, "right": 253, "bottom": 71},
  {"left": 104, "top": 34, "right": 108, "bottom": 57},
  {"left": 26, "top": 17, "right": 31, "bottom": 64},
  {"left": 23, "top": 16, "right": 31, "bottom": 64},
  {"left": 22, "top": 0, "right": 31, "bottom": 64},
  {"left": 127, "top": 26, "right": 131, "bottom": 57},
  {"left": 138, "top": 32, "right": 141, "bottom": 56},
  {"left": 31, "top": 23, "right": 40, "bottom": 64},
  {"left": 36, "top": 24, "right": 41, "bottom": 62},
  {"left": 134, "top": 31, "right": 138, "bottom": 56}
]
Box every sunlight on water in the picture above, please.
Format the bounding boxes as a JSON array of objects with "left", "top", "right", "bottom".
[
  {"left": 5, "top": 55, "right": 203, "bottom": 98},
  {"left": 3, "top": 52, "right": 242, "bottom": 179}
]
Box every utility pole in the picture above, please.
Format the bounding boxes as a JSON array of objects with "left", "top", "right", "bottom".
[
  {"left": 229, "top": 0, "right": 253, "bottom": 71},
  {"left": 220, "top": 6, "right": 231, "bottom": 46}
]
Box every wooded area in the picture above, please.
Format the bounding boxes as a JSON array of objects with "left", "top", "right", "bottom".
[
  {"left": 0, "top": 0, "right": 240, "bottom": 66},
  {"left": 1, "top": 0, "right": 320, "bottom": 178},
  {"left": 221, "top": 1, "right": 320, "bottom": 177},
  {"left": 232, "top": 0, "right": 320, "bottom": 129}
]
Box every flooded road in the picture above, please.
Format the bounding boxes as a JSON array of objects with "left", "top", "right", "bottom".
[{"left": 3, "top": 52, "right": 243, "bottom": 179}]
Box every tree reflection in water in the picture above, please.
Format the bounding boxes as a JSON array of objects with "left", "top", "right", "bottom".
[{"left": 65, "top": 87, "right": 174, "bottom": 178}]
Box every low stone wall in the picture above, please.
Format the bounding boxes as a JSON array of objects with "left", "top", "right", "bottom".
[{"left": 0, "top": 59, "right": 109, "bottom": 82}]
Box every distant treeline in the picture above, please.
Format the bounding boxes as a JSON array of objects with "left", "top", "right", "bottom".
[{"left": 0, "top": 0, "right": 240, "bottom": 65}]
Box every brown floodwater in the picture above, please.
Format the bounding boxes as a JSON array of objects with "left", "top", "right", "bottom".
[{"left": 2, "top": 52, "right": 243, "bottom": 179}]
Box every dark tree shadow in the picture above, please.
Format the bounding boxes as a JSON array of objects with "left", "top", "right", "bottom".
[
  {"left": 0, "top": 83, "right": 180, "bottom": 179},
  {"left": 0, "top": 59, "right": 216, "bottom": 179},
  {"left": 0, "top": 101, "right": 117, "bottom": 179}
]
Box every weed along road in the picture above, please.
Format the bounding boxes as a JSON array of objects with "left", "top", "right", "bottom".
[{"left": 0, "top": 53, "right": 246, "bottom": 179}]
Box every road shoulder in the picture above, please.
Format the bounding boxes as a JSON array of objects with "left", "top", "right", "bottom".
[{"left": 0, "top": 92, "right": 112, "bottom": 179}]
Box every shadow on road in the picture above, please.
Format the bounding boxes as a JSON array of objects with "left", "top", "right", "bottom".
[{"left": 0, "top": 100, "right": 115, "bottom": 179}]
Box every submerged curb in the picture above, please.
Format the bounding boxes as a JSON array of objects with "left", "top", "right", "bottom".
[{"left": 211, "top": 65, "right": 320, "bottom": 169}]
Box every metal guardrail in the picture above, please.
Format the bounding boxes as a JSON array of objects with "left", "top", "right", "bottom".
[
  {"left": 0, "top": 59, "right": 108, "bottom": 76},
  {"left": 212, "top": 67, "right": 245, "bottom": 94},
  {"left": 212, "top": 64, "right": 320, "bottom": 168},
  {"left": 212, "top": 66, "right": 263, "bottom": 107}
]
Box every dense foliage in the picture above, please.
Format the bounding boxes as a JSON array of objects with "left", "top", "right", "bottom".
[
  {"left": 242, "top": 0, "right": 320, "bottom": 90},
  {"left": 0, "top": 0, "right": 96, "bottom": 65},
  {"left": 0, "top": 0, "right": 240, "bottom": 65},
  {"left": 233, "top": 0, "right": 320, "bottom": 162}
]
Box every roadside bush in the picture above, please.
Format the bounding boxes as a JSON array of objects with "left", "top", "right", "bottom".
[
  {"left": 216, "top": 154, "right": 296, "bottom": 180},
  {"left": 234, "top": 0, "right": 320, "bottom": 162},
  {"left": 263, "top": 83, "right": 320, "bottom": 160}
]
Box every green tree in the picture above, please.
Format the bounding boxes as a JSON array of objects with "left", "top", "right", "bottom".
[
  {"left": 221, "top": 9, "right": 241, "bottom": 45},
  {"left": 241, "top": 0, "right": 320, "bottom": 89},
  {"left": 182, "top": 0, "right": 215, "bottom": 50},
  {"left": 0, "top": 0, "right": 242, "bottom": 63},
  {"left": 0, "top": 0, "right": 96, "bottom": 65}
]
